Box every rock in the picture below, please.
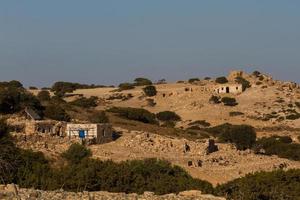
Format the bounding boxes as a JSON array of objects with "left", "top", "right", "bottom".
[
  {"left": 5, "top": 184, "right": 18, "bottom": 195},
  {"left": 179, "top": 190, "right": 202, "bottom": 196}
]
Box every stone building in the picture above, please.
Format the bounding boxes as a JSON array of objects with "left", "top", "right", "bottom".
[
  {"left": 214, "top": 84, "right": 243, "bottom": 94},
  {"left": 66, "top": 123, "right": 113, "bottom": 144}
]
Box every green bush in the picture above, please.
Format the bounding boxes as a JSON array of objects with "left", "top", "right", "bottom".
[
  {"left": 134, "top": 78, "right": 152, "bottom": 86},
  {"left": 215, "top": 77, "right": 228, "bottom": 84},
  {"left": 156, "top": 111, "right": 181, "bottom": 122},
  {"left": 89, "top": 111, "right": 109, "bottom": 123},
  {"left": 254, "top": 136, "right": 300, "bottom": 161},
  {"left": 70, "top": 96, "right": 98, "bottom": 108},
  {"left": 62, "top": 143, "right": 92, "bottom": 164},
  {"left": 108, "top": 107, "right": 157, "bottom": 124},
  {"left": 235, "top": 76, "right": 251, "bottom": 91},
  {"left": 188, "top": 78, "right": 200, "bottom": 83},
  {"left": 215, "top": 169, "right": 300, "bottom": 200},
  {"left": 209, "top": 95, "right": 221, "bottom": 104},
  {"left": 44, "top": 104, "right": 71, "bottom": 122},
  {"left": 0, "top": 84, "right": 43, "bottom": 114},
  {"left": 188, "top": 120, "right": 211, "bottom": 127},
  {"left": 252, "top": 70, "right": 261, "bottom": 77},
  {"left": 286, "top": 113, "right": 300, "bottom": 120},
  {"left": 143, "top": 85, "right": 157, "bottom": 97},
  {"left": 118, "top": 83, "right": 135, "bottom": 91},
  {"left": 229, "top": 111, "right": 244, "bottom": 117},
  {"left": 221, "top": 97, "right": 238, "bottom": 106},
  {"left": 206, "top": 123, "right": 256, "bottom": 150},
  {"left": 0, "top": 118, "right": 8, "bottom": 139},
  {"left": 37, "top": 90, "right": 51, "bottom": 101}
]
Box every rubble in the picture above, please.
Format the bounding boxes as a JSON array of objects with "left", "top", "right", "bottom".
[{"left": 0, "top": 184, "right": 225, "bottom": 200}]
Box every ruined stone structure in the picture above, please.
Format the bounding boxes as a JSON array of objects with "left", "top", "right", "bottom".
[
  {"left": 214, "top": 84, "right": 243, "bottom": 94},
  {"left": 66, "top": 123, "right": 113, "bottom": 144},
  {"left": 24, "top": 121, "right": 66, "bottom": 136}
]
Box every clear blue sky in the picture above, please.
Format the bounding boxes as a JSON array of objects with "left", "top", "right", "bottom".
[{"left": 0, "top": 0, "right": 299, "bottom": 87}]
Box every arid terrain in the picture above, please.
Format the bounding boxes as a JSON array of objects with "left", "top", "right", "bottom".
[{"left": 22, "top": 71, "right": 300, "bottom": 187}]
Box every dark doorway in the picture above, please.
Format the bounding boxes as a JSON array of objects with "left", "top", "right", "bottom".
[{"left": 226, "top": 87, "right": 230, "bottom": 93}]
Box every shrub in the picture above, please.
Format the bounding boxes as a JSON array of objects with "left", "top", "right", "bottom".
[
  {"left": 134, "top": 78, "right": 152, "bottom": 86},
  {"left": 252, "top": 70, "right": 261, "bottom": 77},
  {"left": 295, "top": 102, "right": 300, "bottom": 108},
  {"left": 70, "top": 96, "right": 98, "bottom": 108},
  {"left": 229, "top": 111, "right": 244, "bottom": 117},
  {"left": 108, "top": 107, "right": 157, "bottom": 124},
  {"left": 89, "top": 111, "right": 109, "bottom": 123},
  {"left": 0, "top": 118, "right": 8, "bottom": 139},
  {"left": 235, "top": 76, "right": 251, "bottom": 91},
  {"left": 254, "top": 136, "right": 300, "bottom": 161},
  {"left": 206, "top": 123, "right": 256, "bottom": 150},
  {"left": 29, "top": 86, "right": 38, "bottom": 90},
  {"left": 215, "top": 77, "right": 228, "bottom": 84},
  {"left": 62, "top": 143, "right": 92, "bottom": 164},
  {"left": 37, "top": 90, "right": 51, "bottom": 101},
  {"left": 209, "top": 95, "right": 221, "bottom": 104},
  {"left": 44, "top": 104, "right": 70, "bottom": 122},
  {"left": 188, "top": 78, "right": 200, "bottom": 83},
  {"left": 156, "top": 111, "right": 181, "bottom": 122},
  {"left": 215, "top": 169, "right": 300, "bottom": 200},
  {"left": 204, "top": 77, "right": 211, "bottom": 80},
  {"left": 143, "top": 85, "right": 157, "bottom": 97},
  {"left": 221, "top": 97, "right": 238, "bottom": 106},
  {"left": 188, "top": 120, "right": 210, "bottom": 127},
  {"left": 118, "top": 83, "right": 135, "bottom": 91},
  {"left": 0, "top": 85, "right": 43, "bottom": 114},
  {"left": 286, "top": 113, "right": 300, "bottom": 120}
]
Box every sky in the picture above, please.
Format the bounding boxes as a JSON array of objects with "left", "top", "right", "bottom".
[{"left": 0, "top": 0, "right": 299, "bottom": 87}]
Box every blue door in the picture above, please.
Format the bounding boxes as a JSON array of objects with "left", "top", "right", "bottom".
[{"left": 79, "top": 130, "right": 85, "bottom": 138}]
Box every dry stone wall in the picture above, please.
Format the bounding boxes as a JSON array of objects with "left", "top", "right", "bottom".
[{"left": 0, "top": 184, "right": 225, "bottom": 200}]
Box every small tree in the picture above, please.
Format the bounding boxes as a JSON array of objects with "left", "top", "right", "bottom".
[
  {"left": 209, "top": 95, "right": 221, "bottom": 104},
  {"left": 134, "top": 78, "right": 152, "bottom": 86},
  {"left": 0, "top": 118, "right": 8, "bottom": 139},
  {"left": 118, "top": 83, "right": 135, "bottom": 91},
  {"left": 221, "top": 97, "right": 238, "bottom": 106},
  {"left": 235, "top": 76, "right": 251, "bottom": 91},
  {"left": 215, "top": 77, "right": 228, "bottom": 84},
  {"left": 62, "top": 143, "right": 91, "bottom": 164},
  {"left": 89, "top": 111, "right": 109, "bottom": 123},
  {"left": 143, "top": 86, "right": 157, "bottom": 97},
  {"left": 37, "top": 90, "right": 51, "bottom": 101},
  {"left": 188, "top": 78, "right": 200, "bottom": 83},
  {"left": 156, "top": 111, "right": 181, "bottom": 122},
  {"left": 44, "top": 104, "right": 70, "bottom": 122}
]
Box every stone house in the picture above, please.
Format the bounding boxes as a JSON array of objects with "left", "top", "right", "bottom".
[
  {"left": 214, "top": 84, "right": 243, "bottom": 94},
  {"left": 66, "top": 123, "right": 113, "bottom": 144}
]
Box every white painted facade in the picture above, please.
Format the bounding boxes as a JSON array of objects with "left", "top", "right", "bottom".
[
  {"left": 66, "top": 123, "right": 113, "bottom": 143},
  {"left": 214, "top": 84, "right": 243, "bottom": 94}
]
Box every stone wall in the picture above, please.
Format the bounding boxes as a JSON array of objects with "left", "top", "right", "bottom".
[{"left": 0, "top": 184, "right": 225, "bottom": 200}]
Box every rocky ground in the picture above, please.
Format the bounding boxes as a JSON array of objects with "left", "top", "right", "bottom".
[
  {"left": 14, "top": 127, "right": 300, "bottom": 186},
  {"left": 0, "top": 184, "right": 225, "bottom": 200}
]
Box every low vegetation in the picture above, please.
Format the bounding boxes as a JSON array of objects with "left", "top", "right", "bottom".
[
  {"left": 69, "top": 96, "right": 98, "bottom": 108},
  {"left": 51, "top": 81, "right": 108, "bottom": 97},
  {"left": 221, "top": 97, "right": 238, "bottom": 106},
  {"left": 215, "top": 169, "right": 300, "bottom": 200},
  {"left": 143, "top": 85, "right": 157, "bottom": 97},
  {"left": 235, "top": 76, "right": 251, "bottom": 91},
  {"left": 0, "top": 124, "right": 213, "bottom": 195},
  {"left": 215, "top": 77, "right": 228, "bottom": 84},
  {"left": 254, "top": 135, "right": 300, "bottom": 161},
  {"left": 107, "top": 107, "right": 158, "bottom": 124},
  {"left": 188, "top": 78, "right": 200, "bottom": 83},
  {"left": 156, "top": 111, "right": 181, "bottom": 122},
  {"left": 206, "top": 123, "right": 256, "bottom": 150}
]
